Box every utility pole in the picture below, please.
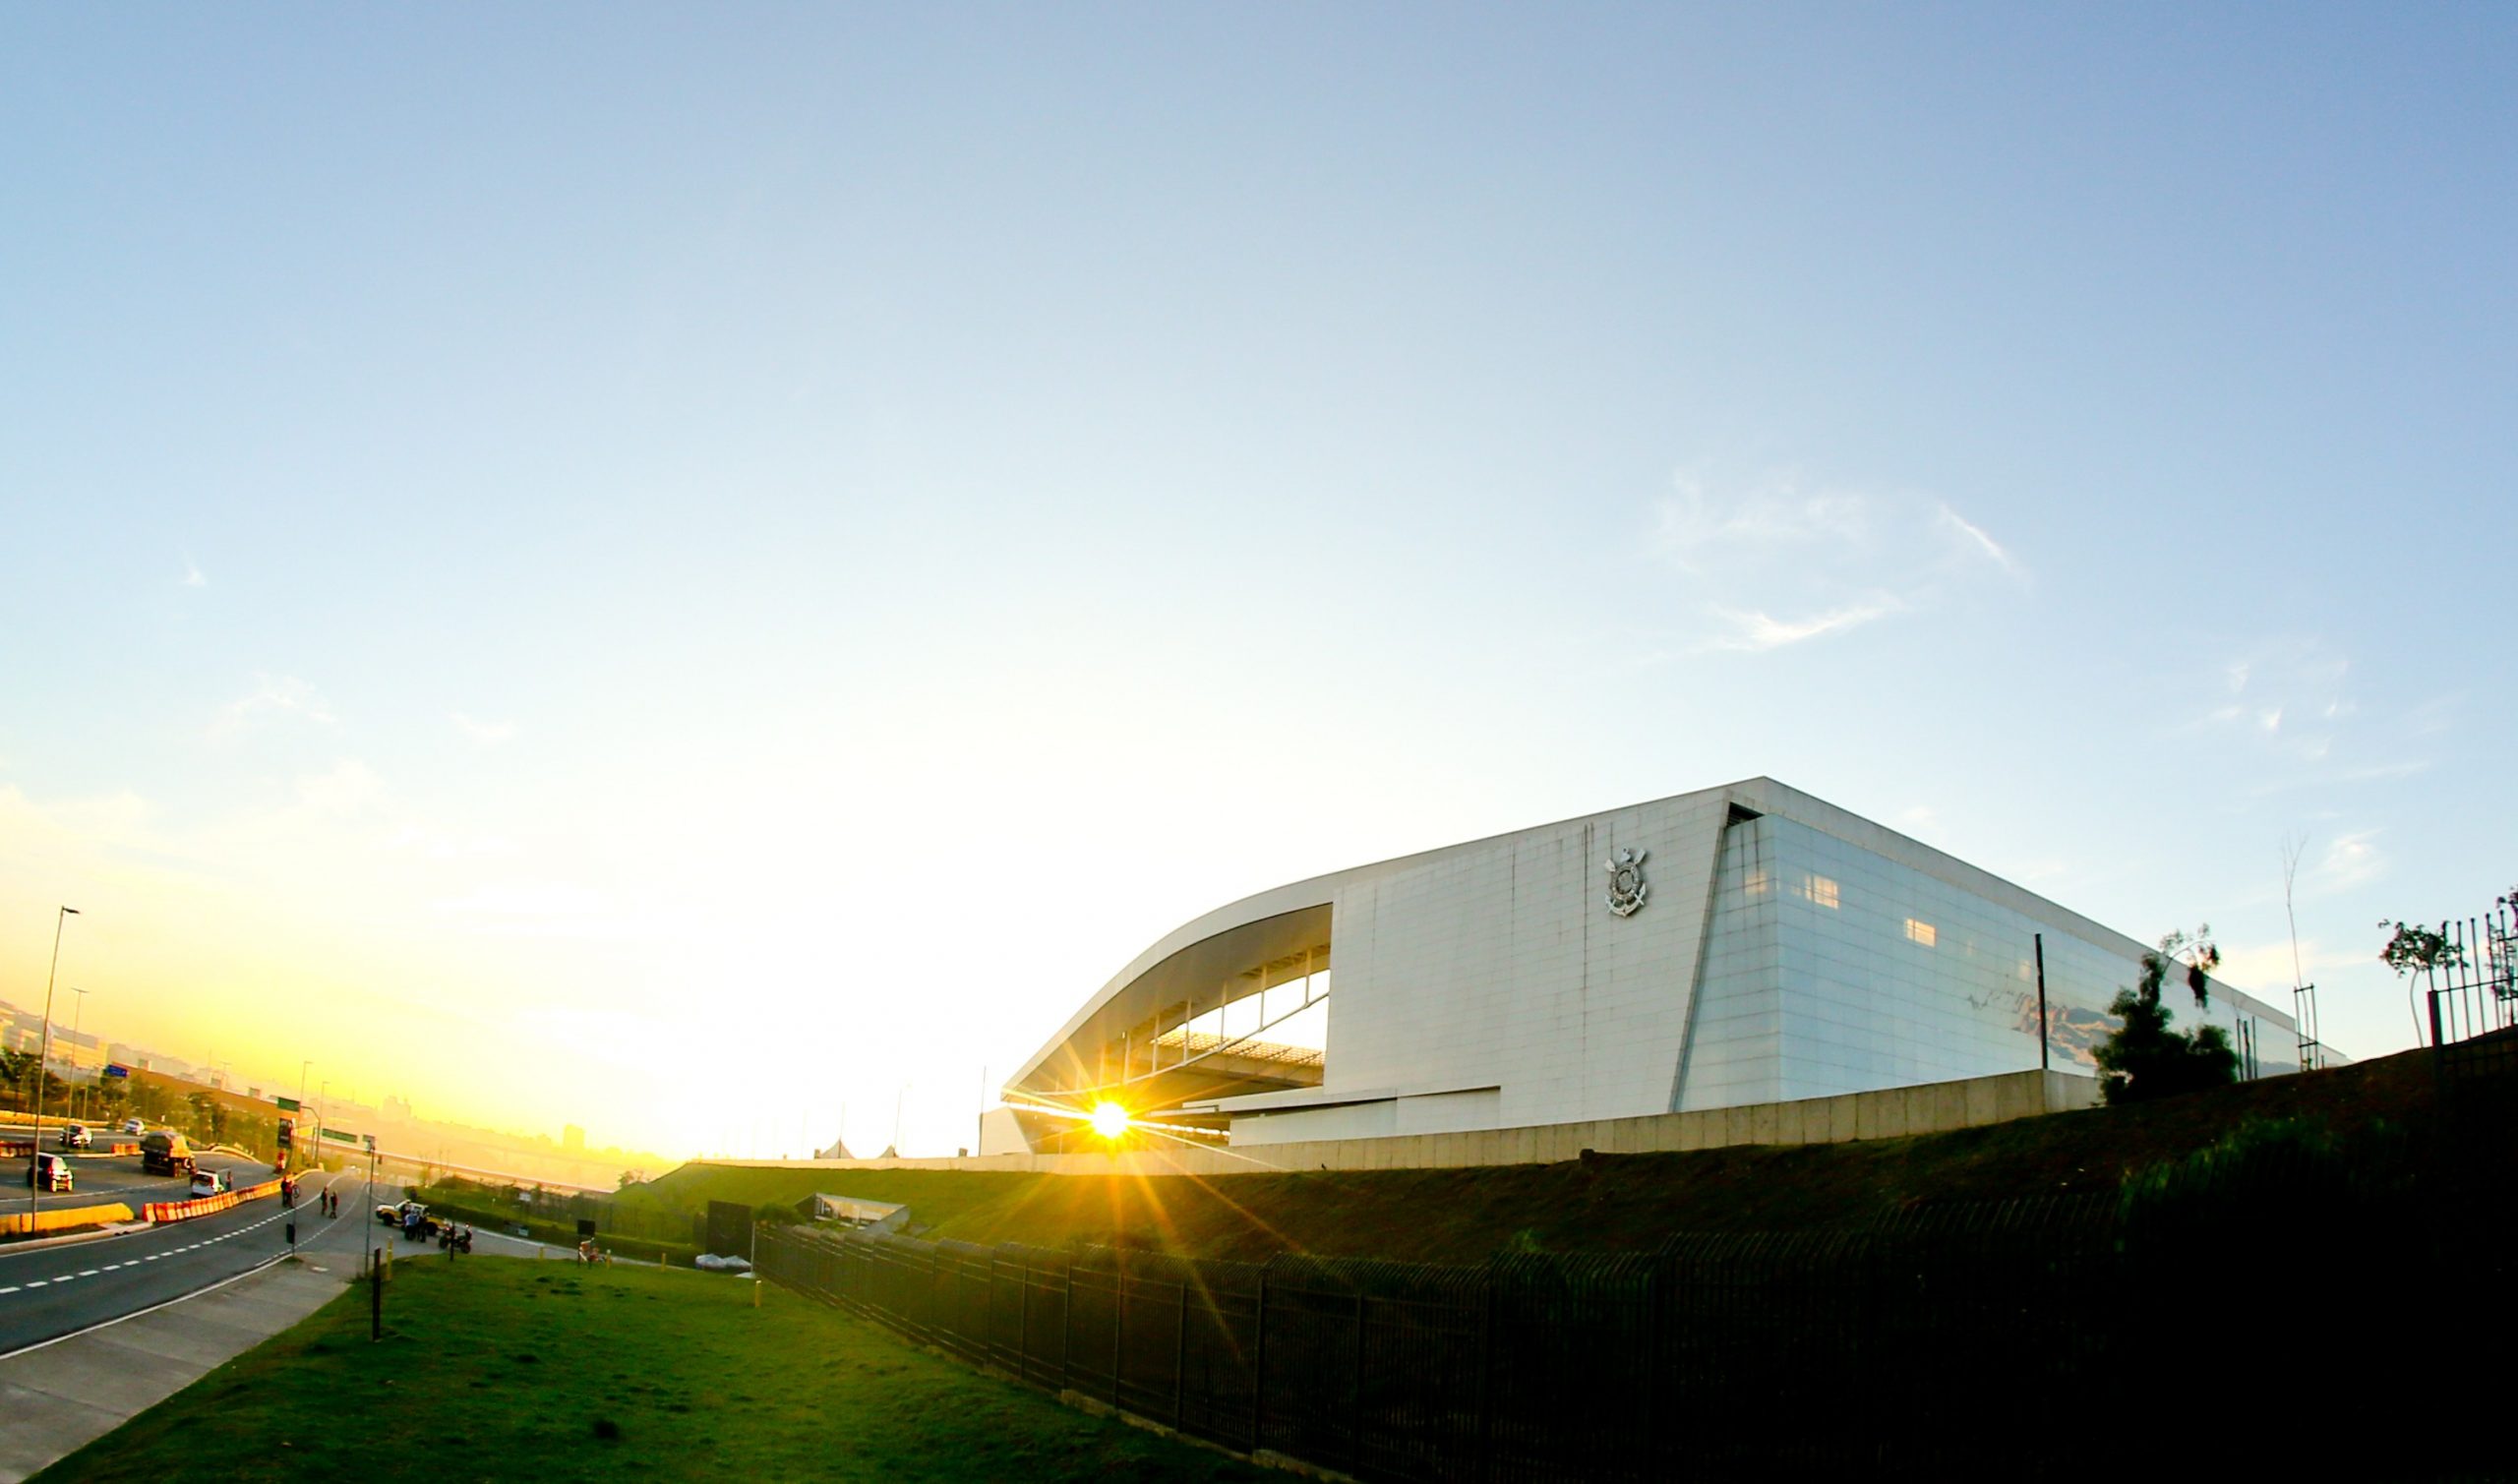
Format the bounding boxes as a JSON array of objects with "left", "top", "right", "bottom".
[{"left": 29, "top": 907, "right": 80, "bottom": 1221}]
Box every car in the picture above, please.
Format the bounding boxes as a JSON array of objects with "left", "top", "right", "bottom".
[
  {"left": 28, "top": 1154, "right": 73, "bottom": 1192},
  {"left": 57, "top": 1123, "right": 91, "bottom": 1150},
  {"left": 121, "top": 1117, "right": 145, "bottom": 1136},
  {"left": 376, "top": 1199, "right": 443, "bottom": 1237},
  {"left": 188, "top": 1167, "right": 231, "bottom": 1199}
]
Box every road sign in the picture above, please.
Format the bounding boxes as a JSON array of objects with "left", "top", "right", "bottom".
[
  {"left": 103, "top": 1063, "right": 130, "bottom": 1078},
  {"left": 276, "top": 1096, "right": 301, "bottom": 1112},
  {"left": 276, "top": 1117, "right": 294, "bottom": 1148}
]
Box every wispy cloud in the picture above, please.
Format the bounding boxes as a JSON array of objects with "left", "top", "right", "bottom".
[
  {"left": 1700, "top": 596, "right": 1903, "bottom": 653},
  {"left": 1648, "top": 472, "right": 2023, "bottom": 655},
  {"left": 180, "top": 555, "right": 208, "bottom": 588},
  {"left": 451, "top": 712, "right": 515, "bottom": 746},
  {"left": 208, "top": 674, "right": 337, "bottom": 742},
  {"left": 2308, "top": 828, "right": 2386, "bottom": 893},
  {"left": 1932, "top": 504, "right": 2017, "bottom": 574}
]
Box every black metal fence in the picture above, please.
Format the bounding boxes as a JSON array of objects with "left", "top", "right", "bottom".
[
  {"left": 2411, "top": 899, "right": 2518, "bottom": 1048},
  {"left": 758, "top": 1086, "right": 2516, "bottom": 1480},
  {"left": 754, "top": 1192, "right": 2278, "bottom": 1480}
]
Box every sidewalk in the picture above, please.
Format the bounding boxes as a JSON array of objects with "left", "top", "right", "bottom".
[{"left": 0, "top": 1257, "right": 352, "bottom": 1483}]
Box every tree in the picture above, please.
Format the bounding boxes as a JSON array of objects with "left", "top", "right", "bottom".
[
  {"left": 185, "top": 1091, "right": 228, "bottom": 1143},
  {"left": 90, "top": 1075, "right": 130, "bottom": 1122},
  {"left": 2093, "top": 927, "right": 2240, "bottom": 1105},
  {"left": 2379, "top": 883, "right": 2516, "bottom": 983},
  {"left": 0, "top": 1049, "right": 36, "bottom": 1112}
]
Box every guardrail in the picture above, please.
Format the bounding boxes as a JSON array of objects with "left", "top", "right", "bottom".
[
  {"left": 0, "top": 1202, "right": 137, "bottom": 1239},
  {"left": 142, "top": 1178, "right": 282, "bottom": 1224}
]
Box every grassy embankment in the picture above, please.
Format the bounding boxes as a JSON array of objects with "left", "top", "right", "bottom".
[
  {"left": 412, "top": 1184, "right": 702, "bottom": 1267},
  {"left": 624, "top": 1048, "right": 2440, "bottom": 1265},
  {"left": 34, "top": 1257, "right": 1267, "bottom": 1484}
]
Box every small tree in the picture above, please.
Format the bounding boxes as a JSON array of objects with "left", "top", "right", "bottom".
[
  {"left": 0, "top": 1049, "right": 35, "bottom": 1112},
  {"left": 90, "top": 1075, "right": 129, "bottom": 1122},
  {"left": 2094, "top": 927, "right": 2240, "bottom": 1104}
]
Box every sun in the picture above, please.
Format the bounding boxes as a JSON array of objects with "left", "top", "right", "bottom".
[{"left": 1088, "top": 1101, "right": 1131, "bottom": 1141}]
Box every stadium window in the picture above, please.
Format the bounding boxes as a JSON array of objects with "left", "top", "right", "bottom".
[
  {"left": 1802, "top": 873, "right": 1840, "bottom": 909},
  {"left": 1744, "top": 868, "right": 1770, "bottom": 896},
  {"left": 1904, "top": 918, "right": 1937, "bottom": 948}
]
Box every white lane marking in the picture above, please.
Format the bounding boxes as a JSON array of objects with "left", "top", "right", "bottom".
[
  {"left": 0, "top": 1285, "right": 17, "bottom": 1294},
  {"left": 77, "top": 1269, "right": 98, "bottom": 1276},
  {"left": 25, "top": 1279, "right": 47, "bottom": 1287},
  {"left": 0, "top": 1250, "right": 289, "bottom": 1362}
]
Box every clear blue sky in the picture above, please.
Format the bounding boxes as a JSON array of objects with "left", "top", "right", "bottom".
[{"left": 4, "top": 5, "right": 2510, "bottom": 1158}]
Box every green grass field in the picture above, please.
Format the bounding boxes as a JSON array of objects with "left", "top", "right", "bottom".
[
  {"left": 33, "top": 1259, "right": 1267, "bottom": 1483},
  {"left": 624, "top": 1048, "right": 2439, "bottom": 1264}
]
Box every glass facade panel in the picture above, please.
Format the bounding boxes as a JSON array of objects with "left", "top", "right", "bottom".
[{"left": 1678, "top": 815, "right": 2298, "bottom": 1112}]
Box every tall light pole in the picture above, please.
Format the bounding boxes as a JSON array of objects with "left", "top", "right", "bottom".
[
  {"left": 68, "top": 988, "right": 88, "bottom": 1125},
  {"left": 30, "top": 907, "right": 80, "bottom": 1220}
]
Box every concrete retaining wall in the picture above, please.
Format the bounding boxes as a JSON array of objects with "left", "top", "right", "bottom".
[
  {"left": 1, "top": 1202, "right": 137, "bottom": 1237},
  {"left": 702, "top": 1068, "right": 2103, "bottom": 1180}
]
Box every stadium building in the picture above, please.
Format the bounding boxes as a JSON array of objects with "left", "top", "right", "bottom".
[{"left": 986, "top": 778, "right": 2298, "bottom": 1157}]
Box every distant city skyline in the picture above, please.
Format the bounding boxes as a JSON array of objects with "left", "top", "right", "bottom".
[{"left": 4, "top": 6, "right": 2512, "bottom": 1159}]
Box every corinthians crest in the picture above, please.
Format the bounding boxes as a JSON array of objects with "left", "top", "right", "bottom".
[{"left": 1603, "top": 847, "right": 1649, "bottom": 917}]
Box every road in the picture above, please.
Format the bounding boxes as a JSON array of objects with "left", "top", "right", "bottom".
[
  {"left": 0, "top": 1165, "right": 417, "bottom": 1357},
  {"left": 0, "top": 1135, "right": 268, "bottom": 1220}
]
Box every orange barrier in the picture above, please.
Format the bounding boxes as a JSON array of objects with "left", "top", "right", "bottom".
[
  {"left": 0, "top": 1202, "right": 137, "bottom": 1238},
  {"left": 142, "top": 1178, "right": 283, "bottom": 1224},
  {"left": 2, "top": 1139, "right": 141, "bottom": 1158}
]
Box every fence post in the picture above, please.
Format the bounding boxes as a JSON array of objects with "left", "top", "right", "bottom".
[
  {"left": 1172, "top": 1271, "right": 1188, "bottom": 1430},
  {"left": 1350, "top": 1291, "right": 1367, "bottom": 1475},
  {"left": 1017, "top": 1254, "right": 1032, "bottom": 1383},
  {"left": 1477, "top": 1276, "right": 1498, "bottom": 1484},
  {"left": 1058, "top": 1256, "right": 1073, "bottom": 1395},
  {"left": 1250, "top": 1272, "right": 1270, "bottom": 1454}
]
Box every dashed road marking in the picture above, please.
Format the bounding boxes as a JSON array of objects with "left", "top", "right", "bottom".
[
  {"left": 77, "top": 1269, "right": 98, "bottom": 1277},
  {"left": 26, "top": 1279, "right": 47, "bottom": 1287},
  {"left": 0, "top": 1286, "right": 17, "bottom": 1295}
]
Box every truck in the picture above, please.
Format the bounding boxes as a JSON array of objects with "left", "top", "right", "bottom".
[{"left": 141, "top": 1130, "right": 197, "bottom": 1177}]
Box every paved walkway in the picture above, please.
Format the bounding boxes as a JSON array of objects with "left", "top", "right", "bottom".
[{"left": 0, "top": 1255, "right": 352, "bottom": 1483}]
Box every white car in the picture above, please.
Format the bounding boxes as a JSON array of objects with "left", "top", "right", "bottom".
[
  {"left": 188, "top": 1168, "right": 231, "bottom": 1199},
  {"left": 121, "top": 1117, "right": 145, "bottom": 1136},
  {"left": 57, "top": 1124, "right": 91, "bottom": 1150},
  {"left": 28, "top": 1154, "right": 73, "bottom": 1192}
]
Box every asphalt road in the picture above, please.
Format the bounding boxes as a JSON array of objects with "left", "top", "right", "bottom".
[
  {"left": 0, "top": 1166, "right": 397, "bottom": 1357},
  {"left": 0, "top": 1147, "right": 270, "bottom": 1219}
]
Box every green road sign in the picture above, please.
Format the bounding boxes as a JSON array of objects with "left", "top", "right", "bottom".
[{"left": 276, "top": 1096, "right": 301, "bottom": 1112}]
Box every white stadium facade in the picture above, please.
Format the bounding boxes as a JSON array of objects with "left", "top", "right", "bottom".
[{"left": 984, "top": 777, "right": 2300, "bottom": 1158}]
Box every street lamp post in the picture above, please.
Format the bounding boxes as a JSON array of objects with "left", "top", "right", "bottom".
[
  {"left": 68, "top": 988, "right": 88, "bottom": 1126},
  {"left": 295, "top": 1060, "right": 311, "bottom": 1171},
  {"left": 30, "top": 907, "right": 80, "bottom": 1220}
]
